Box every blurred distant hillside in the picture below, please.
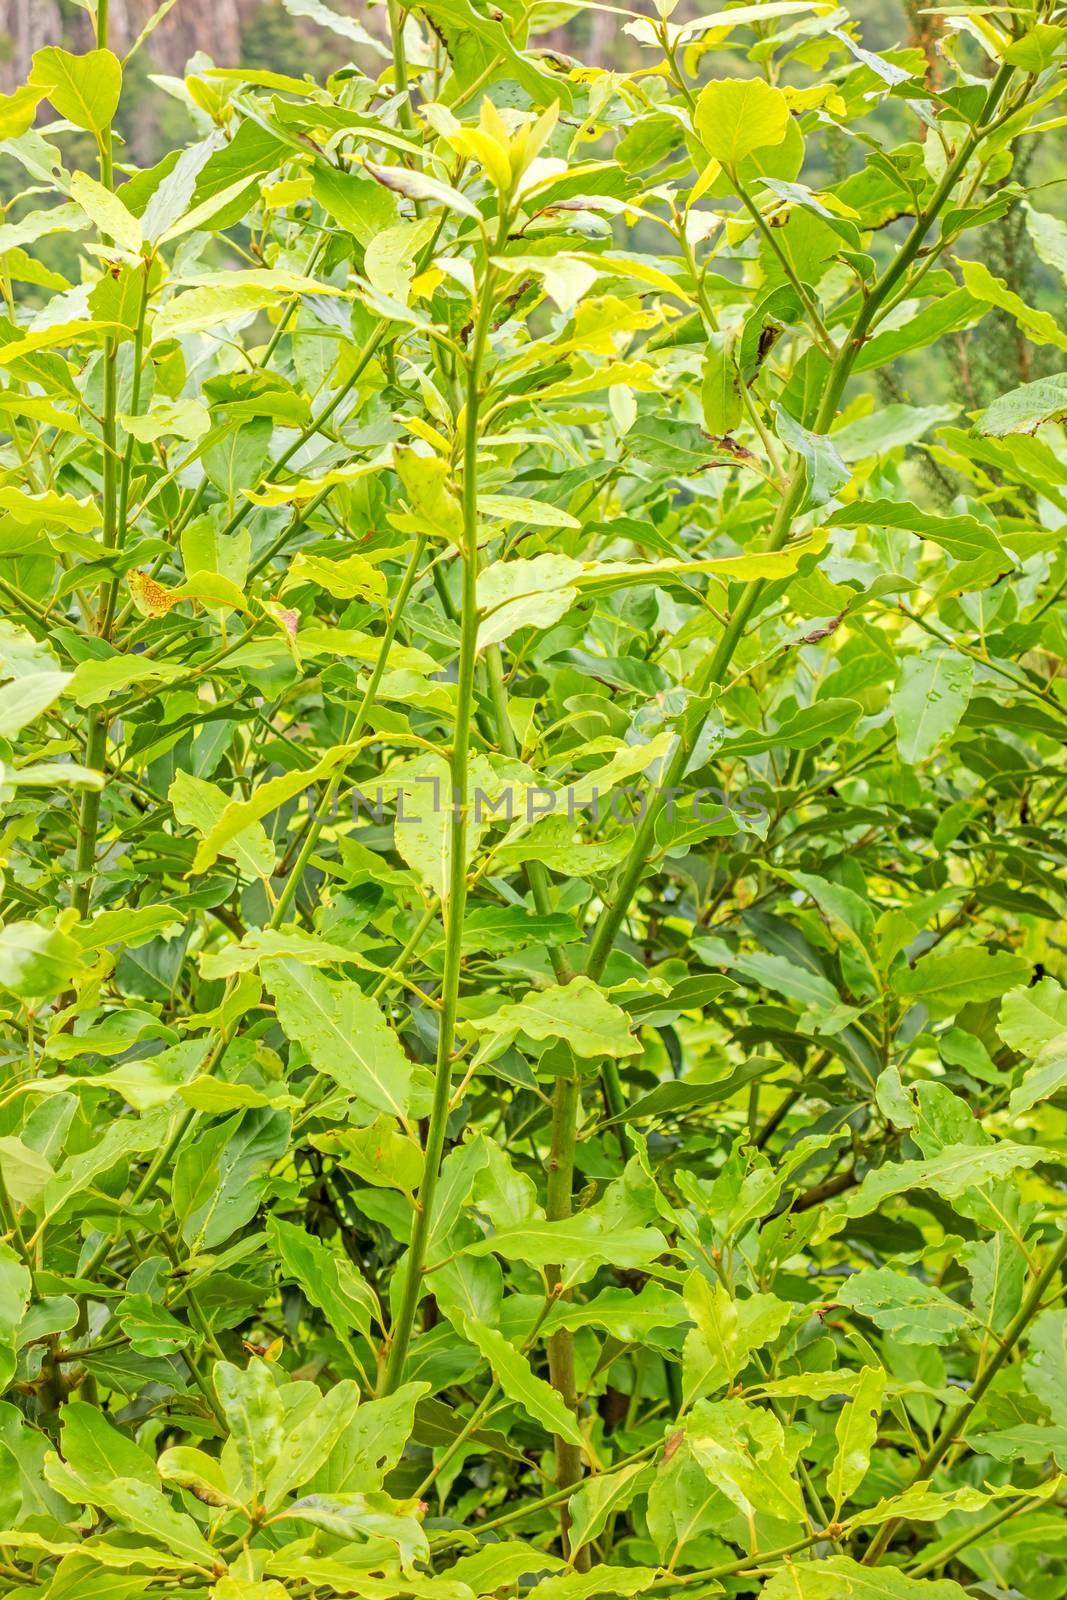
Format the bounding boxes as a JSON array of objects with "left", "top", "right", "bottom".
[
  {"left": 1, "top": 0, "right": 1063, "bottom": 411},
  {"left": 1, "top": 0, "right": 919, "bottom": 97}
]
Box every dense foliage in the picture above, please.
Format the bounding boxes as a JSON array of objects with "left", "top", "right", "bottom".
[{"left": 0, "top": 1, "right": 1065, "bottom": 1595}]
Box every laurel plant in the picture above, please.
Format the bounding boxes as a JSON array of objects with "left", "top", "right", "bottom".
[{"left": 0, "top": 0, "right": 1065, "bottom": 1595}]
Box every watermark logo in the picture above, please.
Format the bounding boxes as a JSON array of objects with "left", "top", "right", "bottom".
[{"left": 310, "top": 778, "right": 769, "bottom": 828}]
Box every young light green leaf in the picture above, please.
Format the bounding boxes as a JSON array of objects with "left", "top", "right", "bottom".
[
  {"left": 471, "top": 977, "right": 640, "bottom": 1061},
  {"left": 828, "top": 1367, "right": 886, "bottom": 1514},
  {"left": 29, "top": 47, "right": 121, "bottom": 135},
  {"left": 69, "top": 171, "right": 142, "bottom": 254},
  {"left": 694, "top": 78, "right": 790, "bottom": 168}
]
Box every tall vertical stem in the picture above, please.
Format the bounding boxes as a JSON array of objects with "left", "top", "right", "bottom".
[
  {"left": 545, "top": 1066, "right": 588, "bottom": 1568},
  {"left": 73, "top": 0, "right": 119, "bottom": 918},
  {"left": 381, "top": 253, "right": 497, "bottom": 1395},
  {"left": 485, "top": 644, "right": 587, "bottom": 1556},
  {"left": 388, "top": 0, "right": 416, "bottom": 134},
  {"left": 100, "top": 262, "right": 151, "bottom": 640}
]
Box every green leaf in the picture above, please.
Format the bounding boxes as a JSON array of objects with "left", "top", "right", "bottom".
[
  {"left": 191, "top": 747, "right": 349, "bottom": 872},
  {"left": 458, "top": 1314, "right": 584, "bottom": 1448},
  {"left": 0, "top": 922, "right": 83, "bottom": 1002},
  {"left": 170, "top": 769, "right": 276, "bottom": 879},
  {"left": 313, "top": 1120, "right": 423, "bottom": 1194},
  {"left": 524, "top": 1571, "right": 660, "bottom": 1600},
  {"left": 826, "top": 497, "right": 1006, "bottom": 561},
  {"left": 959, "top": 257, "right": 1067, "bottom": 352},
  {"left": 999, "top": 978, "right": 1067, "bottom": 1054},
  {"left": 470, "top": 977, "right": 641, "bottom": 1061},
  {"left": 827, "top": 1366, "right": 885, "bottom": 1514},
  {"left": 117, "top": 1294, "right": 189, "bottom": 1356},
  {"left": 1023, "top": 1311, "right": 1067, "bottom": 1426},
  {"left": 889, "top": 647, "right": 973, "bottom": 763},
  {"left": 694, "top": 78, "right": 790, "bottom": 168},
  {"left": 0, "top": 1247, "right": 31, "bottom": 1391},
  {"left": 364, "top": 160, "right": 481, "bottom": 221},
  {"left": 977, "top": 371, "right": 1067, "bottom": 435},
  {"left": 313, "top": 165, "right": 398, "bottom": 246},
  {"left": 69, "top": 171, "right": 142, "bottom": 254},
  {"left": 1008, "top": 1033, "right": 1067, "bottom": 1116},
  {"left": 477, "top": 555, "right": 583, "bottom": 650},
  {"left": 567, "top": 1461, "right": 654, "bottom": 1559},
  {"left": 835, "top": 1270, "right": 969, "bottom": 1344},
  {"left": 723, "top": 698, "right": 862, "bottom": 757},
  {"left": 213, "top": 1359, "right": 285, "bottom": 1503},
  {"left": 465, "top": 1216, "right": 668, "bottom": 1275},
  {"left": 280, "top": 551, "right": 386, "bottom": 602},
  {"left": 0, "top": 673, "right": 70, "bottom": 737},
  {"left": 774, "top": 405, "right": 850, "bottom": 507},
  {"left": 306, "top": 1383, "right": 426, "bottom": 1495},
  {"left": 265, "top": 960, "right": 413, "bottom": 1120},
  {"left": 701, "top": 333, "right": 742, "bottom": 435},
  {"left": 172, "top": 1107, "right": 290, "bottom": 1249},
  {"left": 57, "top": 1402, "right": 157, "bottom": 1488},
  {"left": 70, "top": 657, "right": 184, "bottom": 708},
  {"left": 762, "top": 1556, "right": 970, "bottom": 1598},
  {"left": 847, "top": 1141, "right": 1049, "bottom": 1217},
  {"left": 892, "top": 948, "right": 1031, "bottom": 1019},
  {"left": 687, "top": 1396, "right": 805, "bottom": 1528},
  {"left": 410, "top": 0, "right": 571, "bottom": 108},
  {"left": 682, "top": 1274, "right": 791, "bottom": 1405},
  {"left": 447, "top": 1542, "right": 566, "bottom": 1593},
  {"left": 267, "top": 1215, "right": 380, "bottom": 1343},
  {"left": 29, "top": 47, "right": 121, "bottom": 136},
  {"left": 261, "top": 1378, "right": 363, "bottom": 1506},
  {"left": 0, "top": 86, "right": 44, "bottom": 142},
  {"left": 1025, "top": 204, "right": 1067, "bottom": 282},
  {"left": 212, "top": 1579, "right": 290, "bottom": 1600},
  {"left": 477, "top": 495, "right": 581, "bottom": 529},
  {"left": 1004, "top": 22, "right": 1067, "bottom": 71}
]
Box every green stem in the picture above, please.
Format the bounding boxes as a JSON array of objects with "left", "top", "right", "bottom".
[
  {"left": 862, "top": 1224, "right": 1067, "bottom": 1565},
  {"left": 381, "top": 244, "right": 499, "bottom": 1396},
  {"left": 582, "top": 60, "right": 1016, "bottom": 1114},
  {"left": 100, "top": 260, "right": 152, "bottom": 640},
  {"left": 72, "top": 0, "right": 119, "bottom": 918},
  {"left": 0, "top": 1163, "right": 32, "bottom": 1285},
  {"left": 371, "top": 903, "right": 437, "bottom": 1000},
  {"left": 389, "top": 0, "right": 417, "bottom": 134},
  {"left": 729, "top": 172, "right": 836, "bottom": 358},
  {"left": 648, "top": 1529, "right": 827, "bottom": 1590},
  {"left": 260, "top": 234, "right": 327, "bottom": 367},
  {"left": 271, "top": 533, "right": 426, "bottom": 925},
  {"left": 907, "top": 1488, "right": 1052, "bottom": 1580},
  {"left": 429, "top": 1440, "right": 662, "bottom": 1554},
  {"left": 416, "top": 1387, "right": 502, "bottom": 1498},
  {"left": 545, "top": 1065, "right": 589, "bottom": 1568},
  {"left": 484, "top": 645, "right": 588, "bottom": 1542},
  {"left": 0, "top": 576, "right": 47, "bottom": 629}
]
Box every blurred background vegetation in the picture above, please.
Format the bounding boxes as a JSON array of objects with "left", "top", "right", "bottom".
[{"left": 1, "top": 0, "right": 1064, "bottom": 417}]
